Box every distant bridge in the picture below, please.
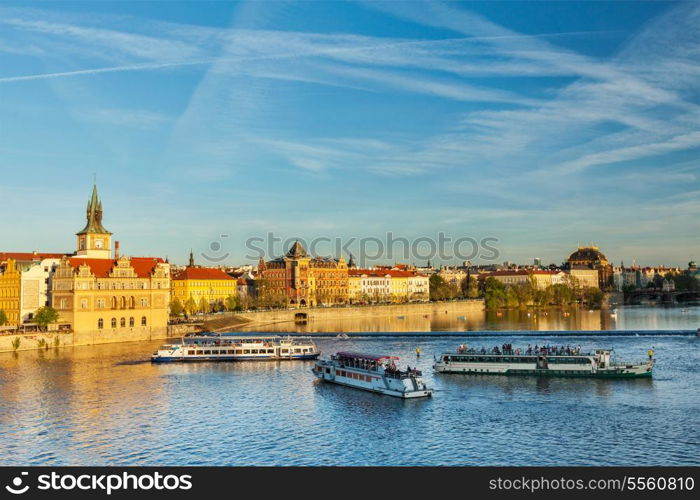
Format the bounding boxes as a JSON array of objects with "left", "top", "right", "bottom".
[{"left": 625, "top": 289, "right": 700, "bottom": 305}]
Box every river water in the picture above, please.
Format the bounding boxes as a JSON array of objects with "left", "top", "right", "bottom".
[{"left": 0, "top": 306, "right": 698, "bottom": 466}]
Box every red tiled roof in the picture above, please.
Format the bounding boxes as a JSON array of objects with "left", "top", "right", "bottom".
[
  {"left": 68, "top": 257, "right": 165, "bottom": 278},
  {"left": 172, "top": 266, "right": 235, "bottom": 281},
  {"left": 0, "top": 252, "right": 69, "bottom": 262},
  {"left": 349, "top": 269, "right": 423, "bottom": 278}
]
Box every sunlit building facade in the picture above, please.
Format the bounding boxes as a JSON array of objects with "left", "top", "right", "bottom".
[
  {"left": 51, "top": 185, "right": 171, "bottom": 340},
  {"left": 258, "top": 241, "right": 349, "bottom": 307}
]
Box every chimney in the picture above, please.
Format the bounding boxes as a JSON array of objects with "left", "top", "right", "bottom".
[{"left": 115, "top": 240, "right": 120, "bottom": 259}]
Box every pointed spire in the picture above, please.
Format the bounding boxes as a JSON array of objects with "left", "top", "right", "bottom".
[
  {"left": 77, "top": 183, "right": 110, "bottom": 235},
  {"left": 189, "top": 249, "right": 195, "bottom": 267},
  {"left": 286, "top": 240, "right": 308, "bottom": 258}
]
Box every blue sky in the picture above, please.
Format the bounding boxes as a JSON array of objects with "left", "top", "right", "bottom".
[{"left": 0, "top": 1, "right": 698, "bottom": 267}]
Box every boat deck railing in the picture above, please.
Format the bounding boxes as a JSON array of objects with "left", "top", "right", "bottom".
[
  {"left": 452, "top": 349, "right": 592, "bottom": 357},
  {"left": 384, "top": 370, "right": 422, "bottom": 380}
]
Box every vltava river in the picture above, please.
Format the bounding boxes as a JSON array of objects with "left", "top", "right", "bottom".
[{"left": 0, "top": 306, "right": 698, "bottom": 466}]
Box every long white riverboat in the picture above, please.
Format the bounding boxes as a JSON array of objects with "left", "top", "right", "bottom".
[
  {"left": 434, "top": 346, "right": 654, "bottom": 378},
  {"left": 151, "top": 334, "right": 320, "bottom": 362},
  {"left": 312, "top": 351, "right": 432, "bottom": 399}
]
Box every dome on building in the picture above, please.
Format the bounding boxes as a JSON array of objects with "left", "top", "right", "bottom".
[{"left": 568, "top": 246, "right": 608, "bottom": 265}]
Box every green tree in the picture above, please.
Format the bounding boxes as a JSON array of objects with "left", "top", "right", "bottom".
[
  {"left": 34, "top": 306, "right": 59, "bottom": 331},
  {"left": 199, "top": 297, "right": 210, "bottom": 314},
  {"left": 225, "top": 295, "right": 239, "bottom": 311},
  {"left": 184, "top": 297, "right": 197, "bottom": 316},
  {"left": 460, "top": 274, "right": 480, "bottom": 299},
  {"left": 532, "top": 288, "right": 549, "bottom": 308},
  {"left": 430, "top": 274, "right": 460, "bottom": 301},
  {"left": 583, "top": 287, "right": 604, "bottom": 309},
  {"left": 169, "top": 298, "right": 184, "bottom": 317},
  {"left": 484, "top": 277, "right": 507, "bottom": 309},
  {"left": 550, "top": 284, "right": 574, "bottom": 307},
  {"left": 512, "top": 282, "right": 534, "bottom": 309},
  {"left": 0, "top": 310, "right": 7, "bottom": 326},
  {"left": 671, "top": 274, "right": 700, "bottom": 291}
]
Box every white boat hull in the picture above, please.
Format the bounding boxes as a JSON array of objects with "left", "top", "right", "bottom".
[{"left": 312, "top": 361, "right": 432, "bottom": 399}]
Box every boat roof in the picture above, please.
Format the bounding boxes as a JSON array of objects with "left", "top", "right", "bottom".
[
  {"left": 186, "top": 333, "right": 280, "bottom": 339},
  {"left": 336, "top": 351, "right": 399, "bottom": 361}
]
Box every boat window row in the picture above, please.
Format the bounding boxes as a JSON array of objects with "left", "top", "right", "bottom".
[
  {"left": 447, "top": 355, "right": 591, "bottom": 364},
  {"left": 337, "top": 370, "right": 373, "bottom": 382},
  {"left": 183, "top": 347, "right": 313, "bottom": 355}
]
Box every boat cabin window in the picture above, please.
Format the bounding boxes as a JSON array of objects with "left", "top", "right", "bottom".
[{"left": 188, "top": 350, "right": 195, "bottom": 355}]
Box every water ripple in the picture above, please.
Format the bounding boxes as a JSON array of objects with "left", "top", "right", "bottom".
[{"left": 0, "top": 334, "right": 698, "bottom": 465}]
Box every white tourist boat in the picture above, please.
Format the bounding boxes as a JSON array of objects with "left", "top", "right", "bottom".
[
  {"left": 434, "top": 345, "right": 654, "bottom": 378},
  {"left": 151, "top": 334, "right": 320, "bottom": 362},
  {"left": 312, "top": 351, "right": 432, "bottom": 398}
]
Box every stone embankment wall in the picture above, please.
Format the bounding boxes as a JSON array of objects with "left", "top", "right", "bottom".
[
  {"left": 203, "top": 300, "right": 485, "bottom": 331},
  {"left": 0, "top": 324, "right": 199, "bottom": 353}
]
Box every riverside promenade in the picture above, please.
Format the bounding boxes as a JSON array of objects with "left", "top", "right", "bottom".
[{"left": 0, "top": 300, "right": 485, "bottom": 353}]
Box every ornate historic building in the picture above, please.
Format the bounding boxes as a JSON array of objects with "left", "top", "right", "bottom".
[
  {"left": 0, "top": 252, "right": 70, "bottom": 326},
  {"left": 567, "top": 245, "right": 613, "bottom": 289},
  {"left": 258, "top": 241, "right": 349, "bottom": 307},
  {"left": 51, "top": 185, "right": 170, "bottom": 340}
]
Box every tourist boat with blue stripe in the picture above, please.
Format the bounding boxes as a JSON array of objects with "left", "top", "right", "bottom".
[
  {"left": 434, "top": 345, "right": 654, "bottom": 378},
  {"left": 151, "top": 334, "right": 320, "bottom": 362},
  {"left": 312, "top": 351, "right": 432, "bottom": 398}
]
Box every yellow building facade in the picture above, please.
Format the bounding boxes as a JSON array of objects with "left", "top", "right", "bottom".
[
  {"left": 51, "top": 184, "right": 171, "bottom": 340},
  {"left": 0, "top": 259, "right": 21, "bottom": 326},
  {"left": 171, "top": 257, "right": 238, "bottom": 313},
  {"left": 568, "top": 268, "right": 600, "bottom": 289}
]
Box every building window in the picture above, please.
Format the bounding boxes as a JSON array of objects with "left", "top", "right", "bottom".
[
  {"left": 129, "top": 317, "right": 134, "bottom": 327},
  {"left": 120, "top": 317, "right": 126, "bottom": 327},
  {"left": 140, "top": 298, "right": 148, "bottom": 307},
  {"left": 111, "top": 297, "right": 117, "bottom": 309},
  {"left": 97, "top": 299, "right": 105, "bottom": 308},
  {"left": 141, "top": 316, "right": 147, "bottom": 326},
  {"left": 111, "top": 318, "right": 117, "bottom": 328},
  {"left": 98, "top": 318, "right": 103, "bottom": 329}
]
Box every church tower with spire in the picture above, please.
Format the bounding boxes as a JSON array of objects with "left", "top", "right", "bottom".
[{"left": 76, "top": 184, "right": 112, "bottom": 259}]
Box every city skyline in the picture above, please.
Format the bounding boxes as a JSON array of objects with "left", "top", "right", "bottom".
[{"left": 1, "top": 1, "right": 698, "bottom": 266}]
